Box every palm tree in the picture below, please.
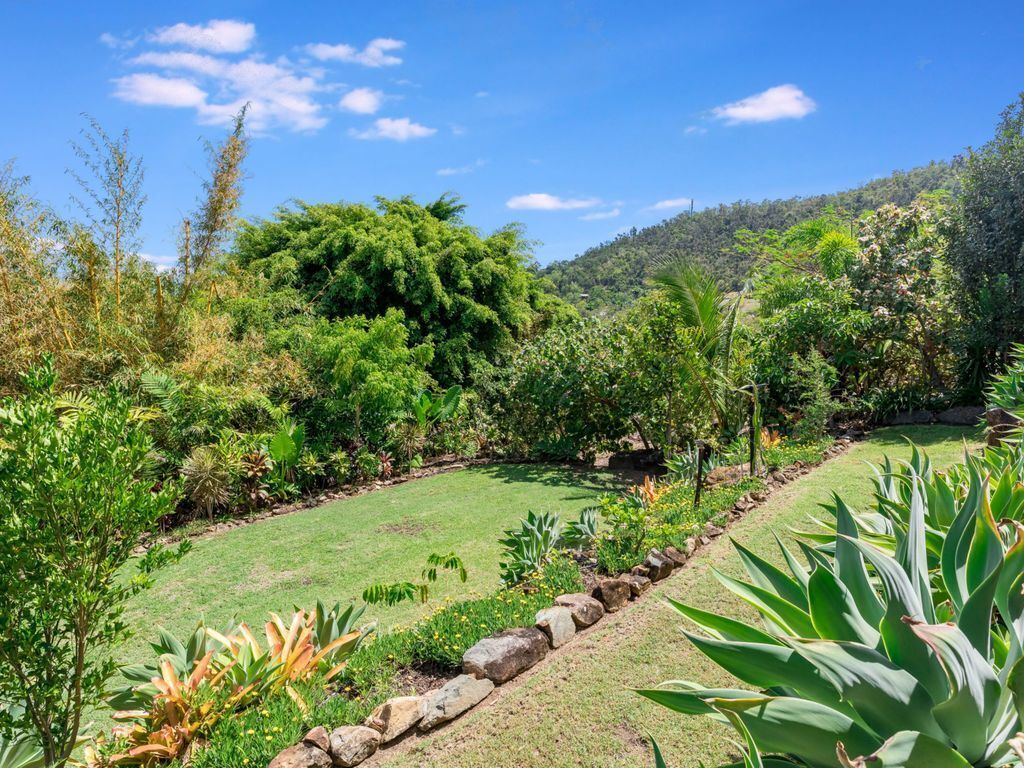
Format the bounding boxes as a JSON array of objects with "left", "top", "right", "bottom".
[{"left": 651, "top": 260, "right": 745, "bottom": 441}]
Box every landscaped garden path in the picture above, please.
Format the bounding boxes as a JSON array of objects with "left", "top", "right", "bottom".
[{"left": 368, "top": 425, "right": 983, "bottom": 768}]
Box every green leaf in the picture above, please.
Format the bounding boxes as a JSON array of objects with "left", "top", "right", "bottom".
[
  {"left": 831, "top": 495, "right": 884, "bottom": 626},
  {"left": 788, "top": 639, "right": 941, "bottom": 740},
  {"left": 907, "top": 620, "right": 1001, "bottom": 764},
  {"left": 683, "top": 632, "right": 848, "bottom": 714},
  {"left": 837, "top": 730, "right": 970, "bottom": 768},
  {"left": 806, "top": 566, "right": 880, "bottom": 647},
  {"left": 713, "top": 569, "right": 817, "bottom": 638},
  {"left": 732, "top": 538, "right": 808, "bottom": 610},
  {"left": 710, "top": 694, "right": 879, "bottom": 768},
  {"left": 666, "top": 597, "right": 782, "bottom": 645}
]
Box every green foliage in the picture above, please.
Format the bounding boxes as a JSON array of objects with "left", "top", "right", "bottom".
[
  {"left": 362, "top": 552, "right": 467, "bottom": 606},
  {"left": 560, "top": 508, "right": 599, "bottom": 550},
  {"left": 233, "top": 195, "right": 570, "bottom": 384},
  {"left": 752, "top": 200, "right": 955, "bottom": 422},
  {"left": 542, "top": 163, "right": 956, "bottom": 312},
  {"left": 495, "top": 319, "right": 633, "bottom": 459},
  {"left": 641, "top": 441, "right": 1024, "bottom": 767},
  {"left": 789, "top": 350, "right": 838, "bottom": 441},
  {"left": 947, "top": 93, "right": 1024, "bottom": 393},
  {"left": 499, "top": 511, "right": 563, "bottom": 585},
  {"left": 986, "top": 343, "right": 1024, "bottom": 419},
  {"left": 182, "top": 444, "right": 238, "bottom": 519},
  {"left": 353, "top": 446, "right": 381, "bottom": 480},
  {"left": 0, "top": 364, "right": 186, "bottom": 767},
  {"left": 0, "top": 703, "right": 45, "bottom": 768}
]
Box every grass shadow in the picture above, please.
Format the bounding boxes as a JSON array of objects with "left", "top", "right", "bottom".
[
  {"left": 473, "top": 462, "right": 633, "bottom": 498},
  {"left": 867, "top": 424, "right": 985, "bottom": 450}
]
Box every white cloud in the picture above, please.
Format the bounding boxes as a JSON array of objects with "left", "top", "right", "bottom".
[
  {"left": 475, "top": 90, "right": 489, "bottom": 98},
  {"left": 112, "top": 73, "right": 208, "bottom": 107},
  {"left": 141, "top": 253, "right": 178, "bottom": 272},
  {"left": 306, "top": 38, "right": 405, "bottom": 67},
  {"left": 123, "top": 50, "right": 327, "bottom": 132},
  {"left": 149, "top": 19, "right": 255, "bottom": 53},
  {"left": 436, "top": 159, "right": 486, "bottom": 176},
  {"left": 580, "top": 208, "right": 621, "bottom": 221},
  {"left": 351, "top": 117, "right": 436, "bottom": 141},
  {"left": 684, "top": 125, "right": 707, "bottom": 135},
  {"left": 646, "top": 197, "right": 693, "bottom": 211},
  {"left": 711, "top": 84, "right": 816, "bottom": 124},
  {"left": 506, "top": 193, "right": 600, "bottom": 211},
  {"left": 99, "top": 32, "right": 136, "bottom": 50},
  {"left": 339, "top": 87, "right": 384, "bottom": 114}
]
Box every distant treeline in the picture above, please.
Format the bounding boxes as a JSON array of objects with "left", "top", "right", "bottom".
[{"left": 541, "top": 161, "right": 957, "bottom": 312}]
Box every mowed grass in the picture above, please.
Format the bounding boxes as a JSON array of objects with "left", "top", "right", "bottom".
[
  {"left": 372, "top": 425, "right": 983, "bottom": 768},
  {"left": 119, "top": 464, "right": 624, "bottom": 668}
]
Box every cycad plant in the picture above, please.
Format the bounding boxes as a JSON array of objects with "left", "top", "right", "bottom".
[{"left": 640, "top": 443, "right": 1024, "bottom": 767}]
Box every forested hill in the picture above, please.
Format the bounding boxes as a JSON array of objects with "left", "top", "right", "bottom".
[{"left": 540, "top": 161, "right": 957, "bottom": 312}]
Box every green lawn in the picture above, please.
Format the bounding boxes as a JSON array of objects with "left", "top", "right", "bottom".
[
  {"left": 120, "top": 464, "right": 624, "bottom": 668},
  {"left": 371, "top": 425, "right": 983, "bottom": 768}
]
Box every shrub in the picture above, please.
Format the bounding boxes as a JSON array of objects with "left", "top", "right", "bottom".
[
  {"left": 789, "top": 349, "right": 838, "bottom": 440},
  {"left": 0, "top": 361, "right": 185, "bottom": 767},
  {"left": 641, "top": 442, "right": 1024, "bottom": 766},
  {"left": 353, "top": 446, "right": 381, "bottom": 480}
]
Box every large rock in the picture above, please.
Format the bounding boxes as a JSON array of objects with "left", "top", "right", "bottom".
[
  {"left": 302, "top": 726, "right": 330, "bottom": 753},
  {"left": 328, "top": 725, "right": 380, "bottom": 767},
  {"left": 886, "top": 409, "right": 935, "bottom": 425},
  {"left": 535, "top": 606, "right": 576, "bottom": 648},
  {"left": 644, "top": 550, "right": 674, "bottom": 582},
  {"left": 988, "top": 407, "right": 1022, "bottom": 447},
  {"left": 364, "top": 695, "right": 424, "bottom": 743},
  {"left": 553, "top": 593, "right": 605, "bottom": 627},
  {"left": 663, "top": 545, "right": 688, "bottom": 567},
  {"left": 620, "top": 573, "right": 651, "bottom": 597},
  {"left": 419, "top": 674, "right": 495, "bottom": 731},
  {"left": 938, "top": 405, "right": 984, "bottom": 426},
  {"left": 463, "top": 627, "right": 548, "bottom": 683},
  {"left": 592, "top": 577, "right": 630, "bottom": 612},
  {"left": 269, "top": 743, "right": 332, "bottom": 768}
]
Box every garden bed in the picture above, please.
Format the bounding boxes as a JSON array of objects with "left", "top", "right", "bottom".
[{"left": 155, "top": 436, "right": 845, "bottom": 768}]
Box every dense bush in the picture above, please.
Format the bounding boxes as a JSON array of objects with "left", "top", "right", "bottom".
[
  {"left": 232, "top": 194, "right": 573, "bottom": 385},
  {"left": 0, "top": 362, "right": 185, "bottom": 767},
  {"left": 947, "top": 94, "right": 1024, "bottom": 393}
]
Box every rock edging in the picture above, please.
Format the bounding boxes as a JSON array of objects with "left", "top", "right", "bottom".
[{"left": 267, "top": 437, "right": 854, "bottom": 767}]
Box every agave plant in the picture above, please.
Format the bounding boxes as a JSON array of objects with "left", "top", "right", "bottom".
[
  {"left": 640, "top": 459, "right": 1024, "bottom": 767},
  {"left": 560, "top": 508, "right": 599, "bottom": 550},
  {"left": 0, "top": 703, "right": 45, "bottom": 768},
  {"left": 499, "top": 511, "right": 562, "bottom": 585},
  {"left": 666, "top": 445, "right": 724, "bottom": 484}
]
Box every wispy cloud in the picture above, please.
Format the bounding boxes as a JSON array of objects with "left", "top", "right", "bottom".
[
  {"left": 141, "top": 253, "right": 178, "bottom": 272},
  {"left": 99, "top": 32, "right": 136, "bottom": 50},
  {"left": 684, "top": 125, "right": 707, "bottom": 136},
  {"left": 506, "top": 193, "right": 600, "bottom": 211},
  {"left": 339, "top": 87, "right": 384, "bottom": 114},
  {"left": 645, "top": 197, "right": 693, "bottom": 212},
  {"left": 580, "top": 208, "right": 620, "bottom": 221},
  {"left": 306, "top": 38, "right": 405, "bottom": 67},
  {"left": 351, "top": 117, "right": 436, "bottom": 141},
  {"left": 105, "top": 21, "right": 432, "bottom": 137},
  {"left": 149, "top": 19, "right": 255, "bottom": 54},
  {"left": 475, "top": 90, "right": 489, "bottom": 98},
  {"left": 711, "top": 84, "right": 816, "bottom": 124},
  {"left": 123, "top": 50, "right": 325, "bottom": 131},
  {"left": 437, "top": 159, "right": 486, "bottom": 176},
  {"left": 113, "top": 73, "right": 208, "bottom": 107}
]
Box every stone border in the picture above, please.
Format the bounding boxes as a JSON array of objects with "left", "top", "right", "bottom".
[{"left": 267, "top": 437, "right": 854, "bottom": 768}]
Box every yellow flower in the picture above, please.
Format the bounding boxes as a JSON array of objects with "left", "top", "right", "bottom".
[
  {"left": 265, "top": 736, "right": 273, "bottom": 742},
  {"left": 246, "top": 729, "right": 255, "bottom": 735},
  {"left": 243, "top": 760, "right": 250, "bottom": 765}
]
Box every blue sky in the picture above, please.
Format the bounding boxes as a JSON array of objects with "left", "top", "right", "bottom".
[{"left": 3, "top": 1, "right": 1024, "bottom": 268}]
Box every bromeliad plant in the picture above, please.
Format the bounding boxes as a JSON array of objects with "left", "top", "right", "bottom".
[
  {"left": 640, "top": 449, "right": 1024, "bottom": 767},
  {"left": 96, "top": 603, "right": 371, "bottom": 766}
]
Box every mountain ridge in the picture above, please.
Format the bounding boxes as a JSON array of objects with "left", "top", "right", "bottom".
[{"left": 540, "top": 161, "right": 957, "bottom": 312}]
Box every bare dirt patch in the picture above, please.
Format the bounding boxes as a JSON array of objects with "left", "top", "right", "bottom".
[{"left": 377, "top": 518, "right": 432, "bottom": 536}]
